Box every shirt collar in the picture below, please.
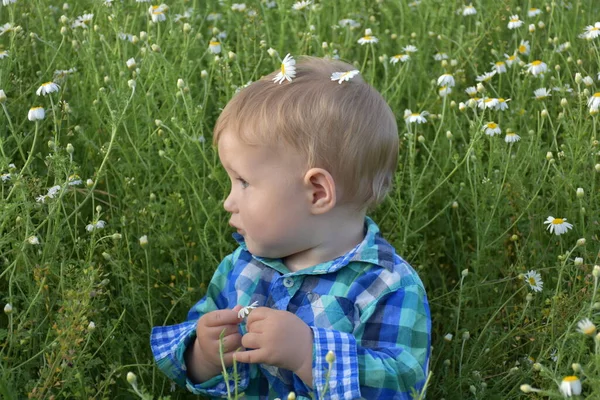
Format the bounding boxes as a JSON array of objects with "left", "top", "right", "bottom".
[{"left": 232, "top": 216, "right": 396, "bottom": 274}]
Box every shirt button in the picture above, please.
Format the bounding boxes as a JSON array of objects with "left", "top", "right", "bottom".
[{"left": 283, "top": 277, "right": 294, "bottom": 288}]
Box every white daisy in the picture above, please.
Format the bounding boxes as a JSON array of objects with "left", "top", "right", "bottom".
[
  {"left": 579, "top": 22, "right": 600, "bottom": 40},
  {"left": 577, "top": 318, "right": 596, "bottom": 335},
  {"left": 555, "top": 42, "right": 571, "bottom": 53},
  {"left": 291, "top": 0, "right": 311, "bottom": 10},
  {"left": 496, "top": 98, "right": 510, "bottom": 110},
  {"left": 273, "top": 53, "right": 296, "bottom": 84},
  {"left": 231, "top": 3, "right": 247, "bottom": 11},
  {"left": 0, "top": 50, "right": 9, "bottom": 59},
  {"left": 491, "top": 61, "right": 507, "bottom": 74},
  {"left": 505, "top": 131, "right": 521, "bottom": 143},
  {"left": 403, "top": 45, "right": 418, "bottom": 53},
  {"left": 476, "top": 70, "right": 497, "bottom": 82},
  {"left": 482, "top": 122, "right": 501, "bottom": 136},
  {"left": 206, "top": 13, "right": 222, "bottom": 21},
  {"left": 534, "top": 88, "right": 551, "bottom": 100},
  {"left": 462, "top": 4, "right": 477, "bottom": 16},
  {"left": 478, "top": 97, "right": 498, "bottom": 110},
  {"left": 36, "top": 81, "right": 60, "bottom": 96},
  {"left": 149, "top": 5, "right": 167, "bottom": 22},
  {"left": 208, "top": 39, "right": 221, "bottom": 54},
  {"left": 437, "top": 73, "right": 455, "bottom": 87},
  {"left": 508, "top": 15, "right": 523, "bottom": 29},
  {"left": 358, "top": 29, "right": 378, "bottom": 45},
  {"left": 582, "top": 76, "right": 594, "bottom": 86},
  {"left": 72, "top": 13, "right": 93, "bottom": 29},
  {"left": 338, "top": 19, "right": 360, "bottom": 29},
  {"left": 0, "top": 22, "right": 21, "bottom": 35},
  {"left": 560, "top": 376, "right": 582, "bottom": 397},
  {"left": 28, "top": 106, "right": 45, "bottom": 121},
  {"left": 544, "top": 216, "right": 573, "bottom": 235},
  {"left": 433, "top": 52, "right": 448, "bottom": 61},
  {"left": 527, "top": 8, "right": 542, "bottom": 17},
  {"left": 504, "top": 53, "right": 519, "bottom": 67},
  {"left": 1, "top": 173, "right": 10, "bottom": 182},
  {"left": 238, "top": 301, "right": 259, "bottom": 319},
  {"left": 523, "top": 270, "right": 543, "bottom": 292},
  {"left": 390, "top": 54, "right": 410, "bottom": 64},
  {"left": 525, "top": 60, "right": 548, "bottom": 76},
  {"left": 465, "top": 86, "right": 478, "bottom": 97},
  {"left": 330, "top": 70, "right": 360, "bottom": 84},
  {"left": 2, "top": 0, "right": 17, "bottom": 5},
  {"left": 438, "top": 85, "right": 452, "bottom": 97},
  {"left": 588, "top": 92, "right": 600, "bottom": 112},
  {"left": 404, "top": 109, "right": 428, "bottom": 124},
  {"left": 86, "top": 220, "right": 107, "bottom": 232},
  {"left": 517, "top": 40, "right": 530, "bottom": 55},
  {"left": 27, "top": 236, "right": 40, "bottom": 245}
]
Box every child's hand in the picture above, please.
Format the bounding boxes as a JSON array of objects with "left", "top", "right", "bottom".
[
  {"left": 192, "top": 305, "right": 243, "bottom": 380},
  {"left": 234, "top": 308, "right": 313, "bottom": 376}
]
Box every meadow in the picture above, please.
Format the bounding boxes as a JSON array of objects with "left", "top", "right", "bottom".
[{"left": 1, "top": 0, "right": 599, "bottom": 398}]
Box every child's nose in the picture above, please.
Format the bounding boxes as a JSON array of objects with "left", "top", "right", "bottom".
[{"left": 223, "top": 191, "right": 237, "bottom": 213}]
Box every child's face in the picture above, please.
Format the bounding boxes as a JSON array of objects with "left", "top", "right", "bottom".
[{"left": 217, "top": 129, "right": 313, "bottom": 259}]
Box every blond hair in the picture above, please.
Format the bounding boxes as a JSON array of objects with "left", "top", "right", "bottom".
[{"left": 213, "top": 56, "right": 398, "bottom": 211}]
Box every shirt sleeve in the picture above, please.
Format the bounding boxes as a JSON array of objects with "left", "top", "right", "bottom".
[
  {"left": 150, "top": 252, "right": 251, "bottom": 397},
  {"left": 309, "top": 284, "right": 431, "bottom": 400}
]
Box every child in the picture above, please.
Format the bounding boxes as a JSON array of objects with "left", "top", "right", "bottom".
[{"left": 150, "top": 56, "right": 431, "bottom": 399}]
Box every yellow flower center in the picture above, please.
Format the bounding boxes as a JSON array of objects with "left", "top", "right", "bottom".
[
  {"left": 583, "top": 325, "right": 596, "bottom": 335},
  {"left": 487, "top": 122, "right": 498, "bottom": 129},
  {"left": 508, "top": 55, "right": 516, "bottom": 61},
  {"left": 518, "top": 45, "right": 527, "bottom": 53},
  {"left": 511, "top": 17, "right": 519, "bottom": 22},
  {"left": 42, "top": 82, "right": 53, "bottom": 87},
  {"left": 363, "top": 35, "right": 372, "bottom": 40},
  {"left": 499, "top": 98, "right": 505, "bottom": 102},
  {"left": 210, "top": 41, "right": 220, "bottom": 46},
  {"left": 528, "top": 277, "right": 536, "bottom": 285},
  {"left": 484, "top": 98, "right": 494, "bottom": 103},
  {"left": 552, "top": 218, "right": 564, "bottom": 225},
  {"left": 531, "top": 60, "right": 542, "bottom": 66},
  {"left": 529, "top": 8, "right": 537, "bottom": 12},
  {"left": 281, "top": 64, "right": 286, "bottom": 74},
  {"left": 411, "top": 113, "right": 420, "bottom": 117},
  {"left": 563, "top": 376, "right": 579, "bottom": 382},
  {"left": 496, "top": 61, "right": 505, "bottom": 66},
  {"left": 593, "top": 92, "right": 600, "bottom": 98},
  {"left": 592, "top": 27, "right": 599, "bottom": 32}
]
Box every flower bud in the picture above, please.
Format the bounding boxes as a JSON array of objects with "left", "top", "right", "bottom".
[
  {"left": 462, "top": 331, "right": 470, "bottom": 340},
  {"left": 576, "top": 238, "right": 586, "bottom": 246},
  {"left": 127, "top": 372, "right": 137, "bottom": 385},
  {"left": 112, "top": 233, "right": 122, "bottom": 240},
  {"left": 575, "top": 73, "right": 582, "bottom": 84},
  {"left": 576, "top": 187, "right": 584, "bottom": 198},
  {"left": 452, "top": 201, "right": 458, "bottom": 209},
  {"left": 520, "top": 384, "right": 533, "bottom": 393},
  {"left": 200, "top": 70, "right": 208, "bottom": 79},
  {"left": 546, "top": 152, "right": 553, "bottom": 161},
  {"left": 66, "top": 143, "right": 74, "bottom": 154},
  {"left": 560, "top": 98, "right": 568, "bottom": 107},
  {"left": 139, "top": 235, "right": 148, "bottom": 247},
  {"left": 540, "top": 109, "right": 548, "bottom": 118},
  {"left": 139, "top": 31, "right": 147, "bottom": 41},
  {"left": 461, "top": 269, "right": 468, "bottom": 277},
  {"left": 88, "top": 321, "right": 96, "bottom": 330},
  {"left": 574, "top": 257, "right": 583, "bottom": 266},
  {"left": 177, "top": 78, "right": 185, "bottom": 89},
  {"left": 444, "top": 333, "right": 453, "bottom": 342},
  {"left": 128, "top": 79, "right": 136, "bottom": 89},
  {"left": 0, "top": 89, "right": 6, "bottom": 103},
  {"left": 183, "top": 23, "right": 191, "bottom": 33},
  {"left": 325, "top": 351, "right": 335, "bottom": 364},
  {"left": 593, "top": 265, "right": 600, "bottom": 278},
  {"left": 526, "top": 293, "right": 533, "bottom": 302},
  {"left": 4, "top": 303, "right": 13, "bottom": 314},
  {"left": 529, "top": 24, "right": 535, "bottom": 33}
]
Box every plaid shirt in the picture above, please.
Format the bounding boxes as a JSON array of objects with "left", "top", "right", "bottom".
[{"left": 151, "top": 217, "right": 431, "bottom": 400}]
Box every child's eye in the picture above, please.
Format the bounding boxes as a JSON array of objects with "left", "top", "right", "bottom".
[{"left": 237, "top": 178, "right": 249, "bottom": 189}]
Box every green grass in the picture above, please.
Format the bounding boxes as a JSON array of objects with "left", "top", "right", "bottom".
[{"left": 0, "top": 0, "right": 599, "bottom": 398}]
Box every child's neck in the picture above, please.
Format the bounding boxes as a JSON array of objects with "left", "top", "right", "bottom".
[{"left": 283, "top": 212, "right": 366, "bottom": 273}]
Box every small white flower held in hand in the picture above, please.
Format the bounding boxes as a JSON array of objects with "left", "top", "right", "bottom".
[
  {"left": 330, "top": 70, "right": 359, "bottom": 84},
  {"left": 273, "top": 53, "right": 296, "bottom": 84},
  {"left": 238, "top": 301, "right": 259, "bottom": 319},
  {"left": 544, "top": 216, "right": 573, "bottom": 235}
]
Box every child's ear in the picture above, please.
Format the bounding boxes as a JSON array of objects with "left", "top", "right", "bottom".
[{"left": 303, "top": 168, "right": 336, "bottom": 215}]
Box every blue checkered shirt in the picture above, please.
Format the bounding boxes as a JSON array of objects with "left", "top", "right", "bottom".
[{"left": 150, "top": 217, "right": 431, "bottom": 399}]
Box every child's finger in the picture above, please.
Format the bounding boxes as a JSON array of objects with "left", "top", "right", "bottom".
[
  {"left": 203, "top": 308, "right": 243, "bottom": 327},
  {"left": 222, "top": 332, "right": 243, "bottom": 353},
  {"left": 240, "top": 332, "right": 261, "bottom": 350},
  {"left": 233, "top": 348, "right": 264, "bottom": 365}
]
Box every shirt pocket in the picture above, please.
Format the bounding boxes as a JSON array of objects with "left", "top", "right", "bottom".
[{"left": 296, "top": 293, "right": 356, "bottom": 333}]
